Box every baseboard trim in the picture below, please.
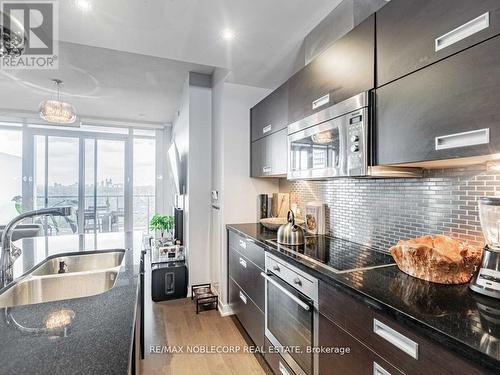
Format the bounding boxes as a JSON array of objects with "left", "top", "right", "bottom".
[{"left": 218, "top": 301, "right": 234, "bottom": 316}]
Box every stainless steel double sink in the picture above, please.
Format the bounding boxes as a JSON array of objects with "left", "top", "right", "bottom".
[{"left": 0, "top": 250, "right": 125, "bottom": 309}]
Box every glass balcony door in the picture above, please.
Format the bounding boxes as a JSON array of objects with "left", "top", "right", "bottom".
[
  {"left": 0, "top": 123, "right": 23, "bottom": 224},
  {"left": 84, "top": 138, "right": 126, "bottom": 234},
  {"left": 33, "top": 134, "right": 80, "bottom": 235},
  {"left": 25, "top": 127, "right": 130, "bottom": 235}
]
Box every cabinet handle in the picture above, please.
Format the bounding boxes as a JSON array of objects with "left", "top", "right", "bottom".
[
  {"left": 239, "top": 257, "right": 247, "bottom": 268},
  {"left": 263, "top": 124, "right": 272, "bottom": 134},
  {"left": 239, "top": 239, "right": 247, "bottom": 249},
  {"left": 239, "top": 291, "right": 247, "bottom": 304},
  {"left": 435, "top": 128, "right": 489, "bottom": 150},
  {"left": 278, "top": 361, "right": 291, "bottom": 375},
  {"left": 262, "top": 166, "right": 272, "bottom": 173},
  {"left": 373, "top": 362, "right": 392, "bottom": 375},
  {"left": 312, "top": 93, "right": 330, "bottom": 110},
  {"left": 373, "top": 319, "right": 418, "bottom": 359},
  {"left": 435, "top": 12, "right": 489, "bottom": 52}
]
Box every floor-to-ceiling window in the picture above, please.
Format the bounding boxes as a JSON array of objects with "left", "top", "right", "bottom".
[
  {"left": 0, "top": 119, "right": 159, "bottom": 235},
  {"left": 0, "top": 122, "right": 23, "bottom": 224},
  {"left": 133, "top": 129, "right": 156, "bottom": 232}
]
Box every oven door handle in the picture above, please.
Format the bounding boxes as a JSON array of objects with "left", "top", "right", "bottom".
[{"left": 260, "top": 272, "right": 311, "bottom": 311}]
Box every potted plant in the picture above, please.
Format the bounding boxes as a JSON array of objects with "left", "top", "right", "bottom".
[{"left": 149, "top": 214, "right": 174, "bottom": 243}]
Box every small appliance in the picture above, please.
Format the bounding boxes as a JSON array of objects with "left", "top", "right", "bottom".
[
  {"left": 261, "top": 252, "right": 319, "bottom": 375},
  {"left": 287, "top": 92, "right": 422, "bottom": 179},
  {"left": 151, "top": 261, "right": 188, "bottom": 302},
  {"left": 157, "top": 245, "right": 185, "bottom": 262},
  {"left": 470, "top": 197, "right": 500, "bottom": 299}
]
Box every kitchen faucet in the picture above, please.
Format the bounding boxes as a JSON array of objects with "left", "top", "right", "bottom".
[{"left": 0, "top": 207, "right": 74, "bottom": 288}]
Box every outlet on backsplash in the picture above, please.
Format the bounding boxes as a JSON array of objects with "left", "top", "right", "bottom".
[{"left": 279, "top": 165, "right": 500, "bottom": 252}]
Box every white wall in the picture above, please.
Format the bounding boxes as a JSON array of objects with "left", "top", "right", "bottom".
[
  {"left": 171, "top": 74, "right": 212, "bottom": 289},
  {"left": 187, "top": 84, "right": 212, "bottom": 286},
  {"left": 155, "top": 126, "right": 175, "bottom": 216},
  {"left": 211, "top": 71, "right": 279, "bottom": 309}
]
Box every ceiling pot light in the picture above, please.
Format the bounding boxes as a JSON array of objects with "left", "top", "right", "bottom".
[
  {"left": 221, "top": 28, "right": 235, "bottom": 41},
  {"left": 76, "top": 0, "right": 92, "bottom": 12},
  {"left": 39, "top": 79, "right": 77, "bottom": 125}
]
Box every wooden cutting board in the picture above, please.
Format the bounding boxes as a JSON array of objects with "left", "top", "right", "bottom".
[{"left": 272, "top": 193, "right": 289, "bottom": 218}]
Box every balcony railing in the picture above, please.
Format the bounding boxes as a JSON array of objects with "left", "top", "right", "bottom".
[{"left": 34, "top": 194, "right": 154, "bottom": 234}]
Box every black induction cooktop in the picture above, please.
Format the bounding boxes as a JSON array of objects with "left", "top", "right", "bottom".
[{"left": 266, "top": 235, "right": 395, "bottom": 273}]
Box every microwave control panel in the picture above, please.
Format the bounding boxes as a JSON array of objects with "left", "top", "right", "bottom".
[{"left": 346, "top": 109, "right": 367, "bottom": 176}]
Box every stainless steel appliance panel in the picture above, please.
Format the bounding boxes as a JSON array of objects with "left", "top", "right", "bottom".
[{"left": 263, "top": 253, "right": 319, "bottom": 375}]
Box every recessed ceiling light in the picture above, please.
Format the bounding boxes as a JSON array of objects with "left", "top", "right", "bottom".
[
  {"left": 76, "top": 0, "right": 92, "bottom": 12},
  {"left": 221, "top": 29, "right": 236, "bottom": 41}
]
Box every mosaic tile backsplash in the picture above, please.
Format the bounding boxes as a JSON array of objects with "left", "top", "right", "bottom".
[{"left": 280, "top": 165, "right": 500, "bottom": 252}]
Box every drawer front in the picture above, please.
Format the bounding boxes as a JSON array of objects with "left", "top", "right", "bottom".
[
  {"left": 377, "top": 0, "right": 500, "bottom": 86},
  {"left": 376, "top": 35, "right": 500, "bottom": 165},
  {"left": 228, "top": 247, "right": 265, "bottom": 311},
  {"left": 228, "top": 231, "right": 265, "bottom": 269},
  {"left": 264, "top": 338, "right": 296, "bottom": 375},
  {"left": 251, "top": 81, "right": 289, "bottom": 142},
  {"left": 229, "top": 277, "right": 264, "bottom": 348},
  {"left": 319, "top": 313, "right": 404, "bottom": 375},
  {"left": 319, "top": 281, "right": 489, "bottom": 375},
  {"left": 288, "top": 15, "right": 374, "bottom": 124}
]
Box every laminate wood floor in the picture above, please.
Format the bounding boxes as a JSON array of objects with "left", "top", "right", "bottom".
[{"left": 140, "top": 298, "right": 268, "bottom": 375}]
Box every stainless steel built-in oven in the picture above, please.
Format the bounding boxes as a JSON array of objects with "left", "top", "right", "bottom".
[
  {"left": 261, "top": 253, "right": 319, "bottom": 375},
  {"left": 287, "top": 92, "right": 368, "bottom": 179}
]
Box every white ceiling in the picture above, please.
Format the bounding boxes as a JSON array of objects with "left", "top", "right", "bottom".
[
  {"left": 0, "top": 0, "right": 343, "bottom": 123},
  {"left": 58, "top": 0, "right": 342, "bottom": 87},
  {"left": 0, "top": 42, "right": 214, "bottom": 124}
]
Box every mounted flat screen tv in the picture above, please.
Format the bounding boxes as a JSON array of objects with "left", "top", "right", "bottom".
[{"left": 168, "top": 142, "right": 184, "bottom": 194}]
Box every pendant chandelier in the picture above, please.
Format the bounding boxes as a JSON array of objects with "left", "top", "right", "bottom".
[
  {"left": 39, "top": 79, "right": 77, "bottom": 124},
  {"left": 0, "top": 14, "right": 26, "bottom": 57}
]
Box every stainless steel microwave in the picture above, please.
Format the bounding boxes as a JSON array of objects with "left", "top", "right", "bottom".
[{"left": 288, "top": 92, "right": 369, "bottom": 179}]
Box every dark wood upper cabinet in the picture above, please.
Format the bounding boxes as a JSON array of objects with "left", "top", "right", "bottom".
[
  {"left": 375, "top": 34, "right": 500, "bottom": 166},
  {"left": 377, "top": 0, "right": 500, "bottom": 87},
  {"left": 250, "top": 81, "right": 289, "bottom": 142},
  {"left": 288, "top": 14, "right": 375, "bottom": 125},
  {"left": 251, "top": 128, "right": 287, "bottom": 178}
]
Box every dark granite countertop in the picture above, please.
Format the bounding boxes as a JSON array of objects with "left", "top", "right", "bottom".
[
  {"left": 227, "top": 223, "right": 500, "bottom": 373},
  {"left": 0, "top": 231, "right": 143, "bottom": 375}
]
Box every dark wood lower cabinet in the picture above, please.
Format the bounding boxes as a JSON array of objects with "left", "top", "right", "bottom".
[
  {"left": 229, "top": 277, "right": 264, "bottom": 348},
  {"left": 319, "top": 281, "right": 493, "bottom": 375},
  {"left": 228, "top": 246, "right": 265, "bottom": 311},
  {"left": 228, "top": 230, "right": 265, "bottom": 269},
  {"left": 319, "top": 313, "right": 403, "bottom": 375},
  {"left": 264, "top": 338, "right": 296, "bottom": 375}
]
